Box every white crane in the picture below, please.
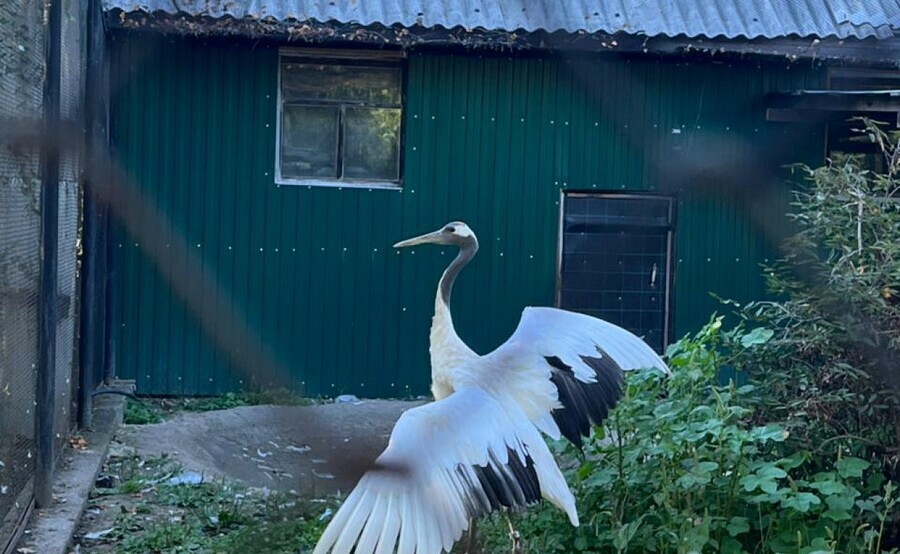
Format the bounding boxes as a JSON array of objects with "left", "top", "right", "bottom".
[{"left": 313, "top": 221, "right": 670, "bottom": 554}]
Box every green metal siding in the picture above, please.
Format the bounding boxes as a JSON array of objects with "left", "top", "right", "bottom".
[{"left": 109, "top": 35, "right": 826, "bottom": 396}]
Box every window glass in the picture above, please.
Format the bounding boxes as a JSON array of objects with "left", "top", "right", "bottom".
[
  {"left": 277, "top": 55, "right": 403, "bottom": 184},
  {"left": 282, "top": 63, "right": 401, "bottom": 105},
  {"left": 343, "top": 108, "right": 401, "bottom": 180},
  {"left": 280, "top": 105, "right": 339, "bottom": 179}
]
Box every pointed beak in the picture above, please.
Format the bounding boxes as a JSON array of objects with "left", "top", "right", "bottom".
[{"left": 393, "top": 230, "right": 444, "bottom": 248}]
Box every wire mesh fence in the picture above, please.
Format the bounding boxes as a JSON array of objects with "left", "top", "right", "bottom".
[
  {"left": 0, "top": 0, "right": 84, "bottom": 547},
  {"left": 55, "top": 0, "right": 87, "bottom": 454},
  {"left": 0, "top": 0, "right": 45, "bottom": 543}
]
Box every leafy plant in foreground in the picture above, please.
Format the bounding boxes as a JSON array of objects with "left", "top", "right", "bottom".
[{"left": 478, "top": 318, "right": 897, "bottom": 553}]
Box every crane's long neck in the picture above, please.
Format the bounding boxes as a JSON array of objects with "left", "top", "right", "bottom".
[
  {"left": 430, "top": 240, "right": 478, "bottom": 398},
  {"left": 439, "top": 240, "right": 476, "bottom": 305}
]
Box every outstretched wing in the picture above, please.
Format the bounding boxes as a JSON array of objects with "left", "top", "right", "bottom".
[
  {"left": 458, "top": 307, "right": 669, "bottom": 447},
  {"left": 313, "top": 387, "right": 576, "bottom": 554}
]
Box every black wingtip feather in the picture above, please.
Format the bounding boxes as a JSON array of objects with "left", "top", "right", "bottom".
[
  {"left": 547, "top": 350, "right": 625, "bottom": 448},
  {"left": 466, "top": 447, "right": 541, "bottom": 519}
]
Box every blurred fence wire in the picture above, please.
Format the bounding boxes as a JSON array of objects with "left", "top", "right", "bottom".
[
  {"left": 0, "top": 0, "right": 84, "bottom": 546},
  {"left": 0, "top": 1, "right": 299, "bottom": 546},
  {"left": 1, "top": 6, "right": 898, "bottom": 552}
]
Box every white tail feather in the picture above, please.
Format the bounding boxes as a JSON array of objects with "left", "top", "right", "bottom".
[
  {"left": 374, "top": 495, "right": 400, "bottom": 554},
  {"left": 332, "top": 489, "right": 375, "bottom": 553},
  {"left": 355, "top": 495, "right": 387, "bottom": 554}
]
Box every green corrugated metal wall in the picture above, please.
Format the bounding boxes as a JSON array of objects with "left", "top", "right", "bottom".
[{"left": 109, "top": 34, "right": 826, "bottom": 396}]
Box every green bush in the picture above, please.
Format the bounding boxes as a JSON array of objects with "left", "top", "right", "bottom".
[
  {"left": 735, "top": 119, "right": 900, "bottom": 475},
  {"left": 480, "top": 319, "right": 897, "bottom": 553}
]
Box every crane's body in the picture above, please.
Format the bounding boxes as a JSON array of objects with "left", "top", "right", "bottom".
[
  {"left": 313, "top": 222, "right": 670, "bottom": 554},
  {"left": 429, "top": 295, "right": 476, "bottom": 400}
]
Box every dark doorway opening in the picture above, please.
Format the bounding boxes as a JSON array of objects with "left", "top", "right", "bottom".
[{"left": 557, "top": 193, "right": 675, "bottom": 353}]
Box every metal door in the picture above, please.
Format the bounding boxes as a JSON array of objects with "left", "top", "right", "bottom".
[{"left": 557, "top": 193, "right": 674, "bottom": 353}]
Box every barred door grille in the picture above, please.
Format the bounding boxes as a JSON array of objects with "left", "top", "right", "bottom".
[{"left": 558, "top": 194, "right": 674, "bottom": 353}]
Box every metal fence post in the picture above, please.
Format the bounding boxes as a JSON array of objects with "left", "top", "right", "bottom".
[
  {"left": 35, "top": 0, "right": 62, "bottom": 509},
  {"left": 79, "top": 0, "right": 110, "bottom": 428}
]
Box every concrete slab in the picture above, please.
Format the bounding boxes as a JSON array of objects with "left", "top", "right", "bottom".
[
  {"left": 118, "top": 399, "right": 424, "bottom": 496},
  {"left": 15, "top": 394, "right": 124, "bottom": 554}
]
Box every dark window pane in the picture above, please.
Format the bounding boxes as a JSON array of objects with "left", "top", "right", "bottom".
[
  {"left": 280, "top": 105, "right": 339, "bottom": 179},
  {"left": 342, "top": 108, "right": 401, "bottom": 180},
  {"left": 564, "top": 196, "right": 672, "bottom": 229},
  {"left": 282, "top": 63, "right": 401, "bottom": 105}
]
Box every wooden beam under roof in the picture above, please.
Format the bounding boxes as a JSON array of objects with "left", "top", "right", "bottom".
[{"left": 766, "top": 90, "right": 900, "bottom": 123}]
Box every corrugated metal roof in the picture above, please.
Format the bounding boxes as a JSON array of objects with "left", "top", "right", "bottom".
[{"left": 104, "top": 0, "right": 900, "bottom": 40}]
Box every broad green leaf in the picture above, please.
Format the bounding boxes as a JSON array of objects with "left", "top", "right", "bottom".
[
  {"left": 760, "top": 479, "right": 781, "bottom": 494},
  {"left": 750, "top": 424, "right": 788, "bottom": 443},
  {"left": 664, "top": 342, "right": 683, "bottom": 358},
  {"left": 805, "top": 537, "right": 834, "bottom": 553},
  {"left": 808, "top": 480, "right": 846, "bottom": 495},
  {"left": 781, "top": 492, "right": 821, "bottom": 512},
  {"left": 741, "top": 466, "right": 787, "bottom": 494},
  {"left": 576, "top": 463, "right": 593, "bottom": 480},
  {"left": 611, "top": 517, "right": 645, "bottom": 552},
  {"left": 767, "top": 531, "right": 803, "bottom": 552},
  {"left": 690, "top": 405, "right": 715, "bottom": 417},
  {"left": 677, "top": 471, "right": 712, "bottom": 489},
  {"left": 741, "top": 327, "right": 774, "bottom": 348},
  {"left": 777, "top": 452, "right": 806, "bottom": 470},
  {"left": 756, "top": 466, "right": 788, "bottom": 479},
  {"left": 825, "top": 492, "right": 857, "bottom": 512},
  {"left": 741, "top": 475, "right": 777, "bottom": 494},
  {"left": 740, "top": 474, "right": 761, "bottom": 492},
  {"left": 835, "top": 457, "right": 870, "bottom": 479},
  {"left": 823, "top": 491, "right": 858, "bottom": 521},
  {"left": 653, "top": 403, "right": 680, "bottom": 419},
  {"left": 823, "top": 507, "right": 853, "bottom": 522},
  {"left": 585, "top": 467, "right": 616, "bottom": 488},
  {"left": 719, "top": 537, "right": 744, "bottom": 554},
  {"left": 726, "top": 516, "right": 750, "bottom": 537}
]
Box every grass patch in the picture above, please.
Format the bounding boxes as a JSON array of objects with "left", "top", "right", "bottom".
[
  {"left": 78, "top": 451, "right": 336, "bottom": 553},
  {"left": 178, "top": 389, "right": 319, "bottom": 412},
  {"left": 113, "top": 484, "right": 334, "bottom": 553},
  {"left": 123, "top": 399, "right": 164, "bottom": 424},
  {"left": 123, "top": 389, "right": 321, "bottom": 425},
  {"left": 177, "top": 391, "right": 252, "bottom": 412},
  {"left": 244, "top": 388, "right": 321, "bottom": 407}
]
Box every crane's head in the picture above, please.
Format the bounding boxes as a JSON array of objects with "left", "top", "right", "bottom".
[{"left": 393, "top": 221, "right": 478, "bottom": 250}]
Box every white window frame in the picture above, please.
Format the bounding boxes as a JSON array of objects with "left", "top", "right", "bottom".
[{"left": 274, "top": 48, "right": 405, "bottom": 190}]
